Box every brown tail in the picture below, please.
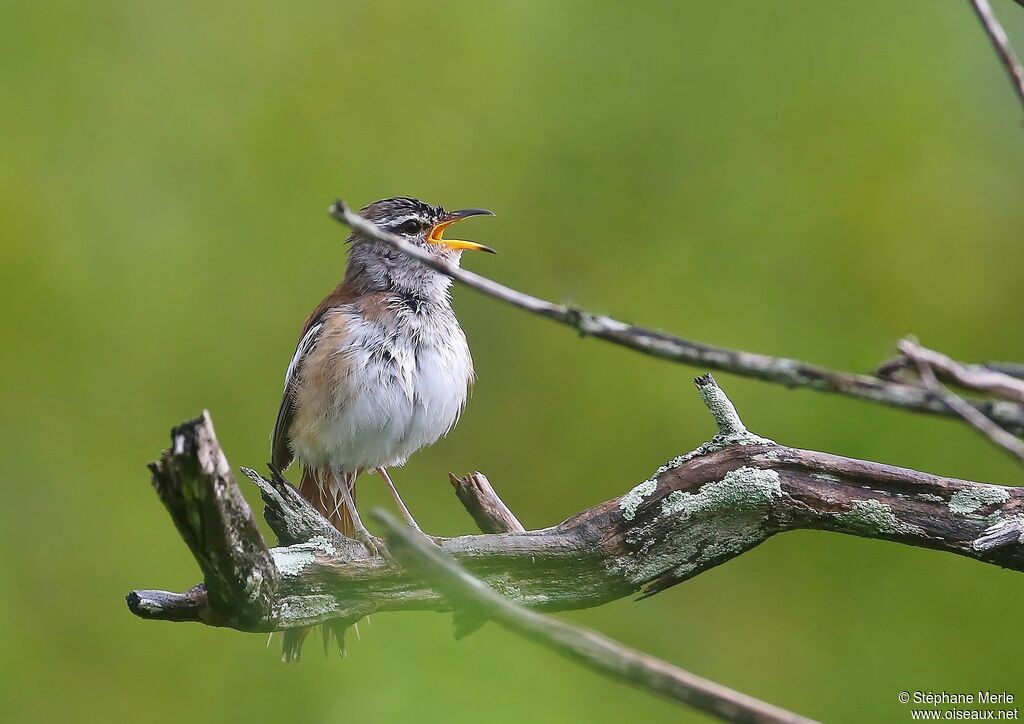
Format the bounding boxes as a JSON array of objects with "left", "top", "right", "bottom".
[
  {"left": 297, "top": 465, "right": 355, "bottom": 536},
  {"left": 282, "top": 466, "right": 354, "bottom": 662}
]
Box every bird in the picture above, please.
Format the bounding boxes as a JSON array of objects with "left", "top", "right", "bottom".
[{"left": 270, "top": 196, "right": 495, "bottom": 660}]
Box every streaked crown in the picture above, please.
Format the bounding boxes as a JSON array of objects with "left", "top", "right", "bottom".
[{"left": 354, "top": 196, "right": 496, "bottom": 255}]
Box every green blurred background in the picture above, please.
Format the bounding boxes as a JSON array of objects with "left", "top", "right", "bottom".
[{"left": 2, "top": 1, "right": 1023, "bottom": 721}]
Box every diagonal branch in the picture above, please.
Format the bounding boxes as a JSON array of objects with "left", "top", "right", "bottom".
[
  {"left": 327, "top": 201, "right": 1024, "bottom": 435},
  {"left": 969, "top": 0, "right": 1024, "bottom": 115},
  {"left": 891, "top": 338, "right": 1024, "bottom": 404},
  {"left": 375, "top": 509, "right": 816, "bottom": 724},
  {"left": 986, "top": 361, "right": 1024, "bottom": 380},
  {"left": 906, "top": 348, "right": 1024, "bottom": 463}
]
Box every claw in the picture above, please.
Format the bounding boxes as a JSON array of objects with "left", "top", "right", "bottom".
[{"left": 354, "top": 531, "right": 389, "bottom": 559}]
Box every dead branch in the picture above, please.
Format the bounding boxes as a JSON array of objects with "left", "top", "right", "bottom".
[
  {"left": 877, "top": 338, "right": 1024, "bottom": 463},
  {"left": 128, "top": 412, "right": 277, "bottom": 628},
  {"left": 968, "top": 0, "right": 1024, "bottom": 114},
  {"left": 449, "top": 472, "right": 525, "bottom": 534},
  {"left": 986, "top": 361, "right": 1024, "bottom": 380},
  {"left": 127, "top": 377, "right": 1024, "bottom": 633},
  {"left": 327, "top": 201, "right": 1024, "bottom": 436},
  {"left": 879, "top": 338, "right": 1024, "bottom": 404},
  {"left": 375, "top": 509, "right": 816, "bottom": 724},
  {"left": 909, "top": 348, "right": 1024, "bottom": 464}
]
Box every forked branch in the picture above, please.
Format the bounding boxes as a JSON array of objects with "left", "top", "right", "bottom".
[
  {"left": 127, "top": 377, "right": 1024, "bottom": 722},
  {"left": 128, "top": 378, "right": 1024, "bottom": 631},
  {"left": 879, "top": 338, "right": 1024, "bottom": 463}
]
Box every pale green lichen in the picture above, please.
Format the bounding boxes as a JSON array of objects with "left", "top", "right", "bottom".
[
  {"left": 277, "top": 594, "right": 338, "bottom": 624},
  {"left": 661, "top": 467, "right": 782, "bottom": 518},
  {"left": 697, "top": 382, "right": 747, "bottom": 435},
  {"left": 519, "top": 593, "right": 551, "bottom": 606},
  {"left": 683, "top": 428, "right": 776, "bottom": 462},
  {"left": 644, "top": 429, "right": 776, "bottom": 486},
  {"left": 308, "top": 535, "right": 338, "bottom": 556},
  {"left": 610, "top": 467, "right": 782, "bottom": 585},
  {"left": 838, "top": 499, "right": 922, "bottom": 536},
  {"left": 271, "top": 536, "right": 338, "bottom": 576},
  {"left": 489, "top": 575, "right": 524, "bottom": 601},
  {"left": 948, "top": 486, "right": 1010, "bottom": 517},
  {"left": 272, "top": 547, "right": 315, "bottom": 576},
  {"left": 620, "top": 479, "right": 657, "bottom": 521},
  {"left": 244, "top": 569, "right": 266, "bottom": 598}
]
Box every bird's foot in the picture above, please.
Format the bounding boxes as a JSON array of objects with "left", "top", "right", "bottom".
[
  {"left": 357, "top": 531, "right": 386, "bottom": 558},
  {"left": 393, "top": 517, "right": 442, "bottom": 546}
]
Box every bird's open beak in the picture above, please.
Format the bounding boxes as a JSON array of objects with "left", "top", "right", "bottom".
[{"left": 428, "top": 208, "right": 497, "bottom": 254}]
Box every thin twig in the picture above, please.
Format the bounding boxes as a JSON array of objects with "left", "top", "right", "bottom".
[
  {"left": 910, "top": 353, "right": 1024, "bottom": 463},
  {"left": 328, "top": 201, "right": 1024, "bottom": 434},
  {"left": 986, "top": 361, "right": 1024, "bottom": 380},
  {"left": 895, "top": 339, "right": 1024, "bottom": 403},
  {"left": 969, "top": 0, "right": 1024, "bottom": 114},
  {"left": 374, "top": 510, "right": 817, "bottom": 724}
]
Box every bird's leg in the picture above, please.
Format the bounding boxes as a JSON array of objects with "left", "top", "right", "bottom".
[
  {"left": 376, "top": 467, "right": 424, "bottom": 534},
  {"left": 331, "top": 470, "right": 380, "bottom": 556}
]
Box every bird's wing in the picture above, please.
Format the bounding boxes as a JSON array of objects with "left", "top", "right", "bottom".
[
  {"left": 271, "top": 277, "right": 361, "bottom": 470},
  {"left": 271, "top": 319, "right": 325, "bottom": 471}
]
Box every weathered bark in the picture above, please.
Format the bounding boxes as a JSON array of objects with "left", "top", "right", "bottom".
[
  {"left": 377, "top": 510, "right": 815, "bottom": 724},
  {"left": 880, "top": 338, "right": 1024, "bottom": 404},
  {"left": 129, "top": 412, "right": 277, "bottom": 628},
  {"left": 127, "top": 378, "right": 1024, "bottom": 633},
  {"left": 448, "top": 471, "right": 525, "bottom": 534}
]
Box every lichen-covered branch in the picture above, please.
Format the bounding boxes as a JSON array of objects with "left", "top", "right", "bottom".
[
  {"left": 328, "top": 201, "right": 1024, "bottom": 435},
  {"left": 127, "top": 379, "right": 1024, "bottom": 633},
  {"left": 128, "top": 412, "right": 277, "bottom": 628},
  {"left": 376, "top": 510, "right": 816, "bottom": 724}
]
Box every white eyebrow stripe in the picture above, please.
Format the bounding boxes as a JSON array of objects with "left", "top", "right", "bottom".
[{"left": 383, "top": 214, "right": 421, "bottom": 228}]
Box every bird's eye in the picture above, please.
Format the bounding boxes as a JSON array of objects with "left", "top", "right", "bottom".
[{"left": 398, "top": 219, "right": 423, "bottom": 235}]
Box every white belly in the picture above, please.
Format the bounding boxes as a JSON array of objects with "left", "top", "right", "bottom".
[{"left": 290, "top": 306, "right": 473, "bottom": 473}]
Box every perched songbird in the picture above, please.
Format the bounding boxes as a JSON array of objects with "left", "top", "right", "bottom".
[{"left": 270, "top": 196, "right": 494, "bottom": 659}]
